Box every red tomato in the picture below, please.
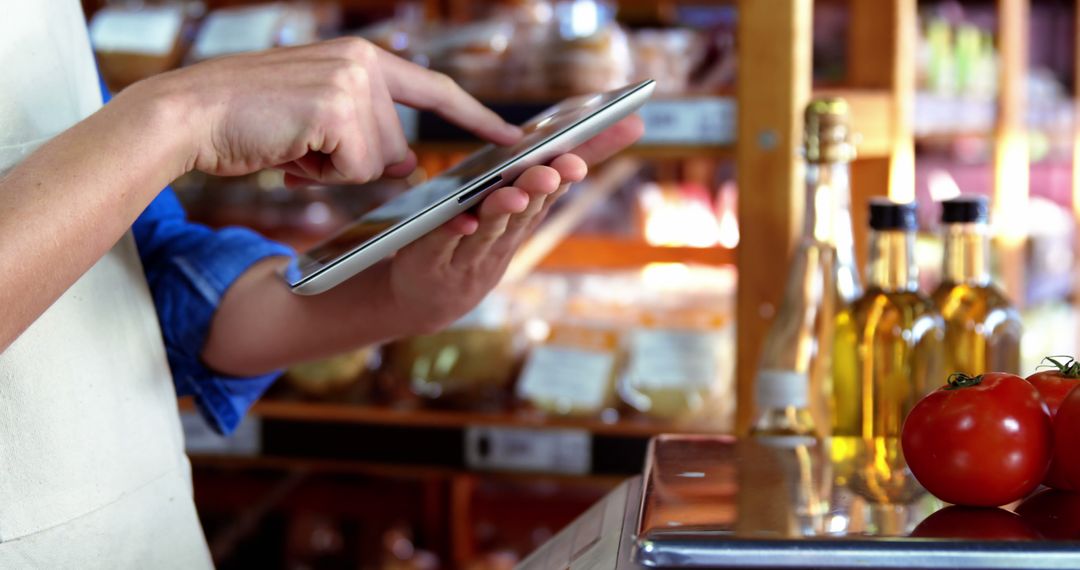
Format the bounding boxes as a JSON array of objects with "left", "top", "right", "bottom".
[
  {"left": 1026, "top": 357, "right": 1080, "bottom": 490},
  {"left": 911, "top": 506, "right": 1041, "bottom": 541},
  {"left": 1015, "top": 488, "right": 1080, "bottom": 540},
  {"left": 1054, "top": 385, "right": 1080, "bottom": 490},
  {"left": 901, "top": 372, "right": 1053, "bottom": 507}
]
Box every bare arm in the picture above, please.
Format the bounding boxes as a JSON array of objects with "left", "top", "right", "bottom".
[
  {"left": 0, "top": 37, "right": 523, "bottom": 353},
  {"left": 0, "top": 85, "right": 191, "bottom": 351},
  {"left": 202, "top": 119, "right": 644, "bottom": 375}
]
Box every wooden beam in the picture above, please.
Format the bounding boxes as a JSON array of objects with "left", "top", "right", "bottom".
[
  {"left": 735, "top": 0, "right": 813, "bottom": 433},
  {"left": 994, "top": 0, "right": 1030, "bottom": 305},
  {"left": 847, "top": 0, "right": 917, "bottom": 275}
]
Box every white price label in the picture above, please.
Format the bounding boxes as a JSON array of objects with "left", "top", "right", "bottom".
[
  {"left": 637, "top": 98, "right": 736, "bottom": 145},
  {"left": 464, "top": 426, "right": 591, "bottom": 474},
  {"left": 181, "top": 411, "right": 260, "bottom": 456},
  {"left": 192, "top": 5, "right": 284, "bottom": 60},
  {"left": 626, "top": 329, "right": 722, "bottom": 390},
  {"left": 89, "top": 6, "right": 184, "bottom": 56},
  {"left": 517, "top": 345, "right": 615, "bottom": 412}
]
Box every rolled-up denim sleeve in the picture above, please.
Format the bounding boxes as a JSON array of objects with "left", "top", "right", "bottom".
[{"left": 133, "top": 189, "right": 295, "bottom": 434}]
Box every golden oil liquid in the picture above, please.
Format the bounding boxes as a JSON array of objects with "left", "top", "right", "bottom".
[
  {"left": 932, "top": 282, "right": 1021, "bottom": 375},
  {"left": 832, "top": 290, "right": 944, "bottom": 439},
  {"left": 931, "top": 224, "right": 1022, "bottom": 376}
]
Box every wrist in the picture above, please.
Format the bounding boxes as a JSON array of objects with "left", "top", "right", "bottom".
[{"left": 111, "top": 74, "right": 202, "bottom": 181}]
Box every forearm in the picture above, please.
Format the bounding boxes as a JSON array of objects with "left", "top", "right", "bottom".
[
  {"left": 201, "top": 258, "right": 416, "bottom": 376},
  {"left": 0, "top": 82, "right": 191, "bottom": 351}
]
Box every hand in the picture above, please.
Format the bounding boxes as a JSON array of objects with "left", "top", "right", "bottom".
[
  {"left": 199, "top": 116, "right": 642, "bottom": 374},
  {"left": 129, "top": 37, "right": 520, "bottom": 183},
  {"left": 380, "top": 116, "right": 644, "bottom": 333}
]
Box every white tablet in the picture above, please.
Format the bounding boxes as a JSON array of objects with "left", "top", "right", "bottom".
[{"left": 284, "top": 79, "right": 655, "bottom": 295}]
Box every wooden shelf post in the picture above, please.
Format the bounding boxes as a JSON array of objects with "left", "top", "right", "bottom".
[
  {"left": 994, "top": 0, "right": 1030, "bottom": 306},
  {"left": 734, "top": 0, "right": 813, "bottom": 433},
  {"left": 848, "top": 0, "right": 917, "bottom": 276}
]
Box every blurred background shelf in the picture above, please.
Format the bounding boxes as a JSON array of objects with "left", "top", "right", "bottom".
[{"left": 181, "top": 397, "right": 726, "bottom": 437}]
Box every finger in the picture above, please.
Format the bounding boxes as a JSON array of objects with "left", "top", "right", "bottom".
[
  {"left": 571, "top": 115, "right": 644, "bottom": 166},
  {"left": 451, "top": 187, "right": 528, "bottom": 267},
  {"left": 366, "top": 66, "right": 411, "bottom": 166},
  {"left": 549, "top": 153, "right": 588, "bottom": 184},
  {"left": 526, "top": 182, "right": 572, "bottom": 233},
  {"left": 498, "top": 165, "right": 561, "bottom": 233},
  {"left": 376, "top": 48, "right": 522, "bottom": 145},
  {"left": 384, "top": 150, "right": 418, "bottom": 178},
  {"left": 399, "top": 222, "right": 469, "bottom": 269}
]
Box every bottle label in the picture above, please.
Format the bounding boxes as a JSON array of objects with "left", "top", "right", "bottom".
[
  {"left": 755, "top": 369, "right": 809, "bottom": 409},
  {"left": 517, "top": 346, "right": 615, "bottom": 412}
]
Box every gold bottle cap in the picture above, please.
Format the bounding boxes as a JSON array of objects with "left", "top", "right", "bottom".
[{"left": 804, "top": 97, "right": 857, "bottom": 164}]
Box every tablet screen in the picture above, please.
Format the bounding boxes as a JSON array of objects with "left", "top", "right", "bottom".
[{"left": 289, "top": 83, "right": 646, "bottom": 283}]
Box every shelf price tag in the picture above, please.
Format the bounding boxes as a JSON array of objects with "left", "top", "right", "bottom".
[
  {"left": 181, "top": 411, "right": 261, "bottom": 456},
  {"left": 637, "top": 98, "right": 736, "bottom": 145},
  {"left": 464, "top": 426, "right": 591, "bottom": 475}
]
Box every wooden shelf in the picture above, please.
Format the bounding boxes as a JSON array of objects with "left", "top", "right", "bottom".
[
  {"left": 188, "top": 453, "right": 629, "bottom": 487},
  {"left": 538, "top": 236, "right": 735, "bottom": 270},
  {"left": 180, "top": 397, "right": 725, "bottom": 438},
  {"left": 206, "top": 398, "right": 727, "bottom": 438}
]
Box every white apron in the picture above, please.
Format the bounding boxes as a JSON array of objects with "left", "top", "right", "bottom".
[{"left": 0, "top": 2, "right": 212, "bottom": 567}]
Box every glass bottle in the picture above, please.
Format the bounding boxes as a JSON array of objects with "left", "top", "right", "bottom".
[
  {"left": 832, "top": 200, "right": 944, "bottom": 440},
  {"left": 752, "top": 98, "right": 862, "bottom": 437},
  {"left": 930, "top": 196, "right": 1022, "bottom": 376}
]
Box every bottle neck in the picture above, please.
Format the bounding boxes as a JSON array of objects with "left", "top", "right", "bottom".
[
  {"left": 942, "top": 222, "right": 991, "bottom": 286},
  {"left": 803, "top": 162, "right": 853, "bottom": 245},
  {"left": 804, "top": 161, "right": 861, "bottom": 300},
  {"left": 867, "top": 230, "right": 917, "bottom": 292}
]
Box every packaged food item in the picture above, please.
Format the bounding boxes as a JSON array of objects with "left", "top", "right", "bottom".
[
  {"left": 90, "top": 3, "right": 195, "bottom": 91},
  {"left": 385, "top": 293, "right": 522, "bottom": 409},
  {"left": 285, "top": 346, "right": 378, "bottom": 400},
  {"left": 517, "top": 323, "right": 621, "bottom": 417},
  {"left": 187, "top": 3, "right": 319, "bottom": 63},
  {"left": 424, "top": 20, "right": 513, "bottom": 98},
  {"left": 617, "top": 264, "right": 735, "bottom": 428},
  {"left": 620, "top": 304, "right": 733, "bottom": 425},
  {"left": 631, "top": 29, "right": 698, "bottom": 96},
  {"left": 544, "top": 22, "right": 632, "bottom": 95}
]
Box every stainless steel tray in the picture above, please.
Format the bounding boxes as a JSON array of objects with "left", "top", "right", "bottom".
[{"left": 633, "top": 435, "right": 1080, "bottom": 569}]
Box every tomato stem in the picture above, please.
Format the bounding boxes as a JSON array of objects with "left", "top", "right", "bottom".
[
  {"left": 945, "top": 373, "right": 983, "bottom": 390},
  {"left": 1037, "top": 355, "right": 1080, "bottom": 378}
]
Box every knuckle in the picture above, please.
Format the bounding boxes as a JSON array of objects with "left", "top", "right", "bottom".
[
  {"left": 330, "top": 60, "right": 367, "bottom": 91},
  {"left": 339, "top": 37, "right": 376, "bottom": 62},
  {"left": 432, "top": 72, "right": 457, "bottom": 92}
]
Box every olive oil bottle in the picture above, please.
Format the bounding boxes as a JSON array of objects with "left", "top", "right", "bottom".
[
  {"left": 931, "top": 196, "right": 1022, "bottom": 376},
  {"left": 832, "top": 200, "right": 944, "bottom": 440},
  {"left": 751, "top": 98, "right": 862, "bottom": 437}
]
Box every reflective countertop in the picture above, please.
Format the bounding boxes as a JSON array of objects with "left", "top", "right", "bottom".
[{"left": 633, "top": 435, "right": 1080, "bottom": 569}]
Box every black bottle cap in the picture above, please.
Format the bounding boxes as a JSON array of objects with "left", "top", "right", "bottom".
[
  {"left": 941, "top": 196, "right": 989, "bottom": 224},
  {"left": 869, "top": 199, "right": 918, "bottom": 231}
]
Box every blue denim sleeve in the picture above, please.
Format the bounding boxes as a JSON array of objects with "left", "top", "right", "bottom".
[
  {"left": 99, "top": 77, "right": 295, "bottom": 434},
  {"left": 133, "top": 191, "right": 295, "bottom": 435}
]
